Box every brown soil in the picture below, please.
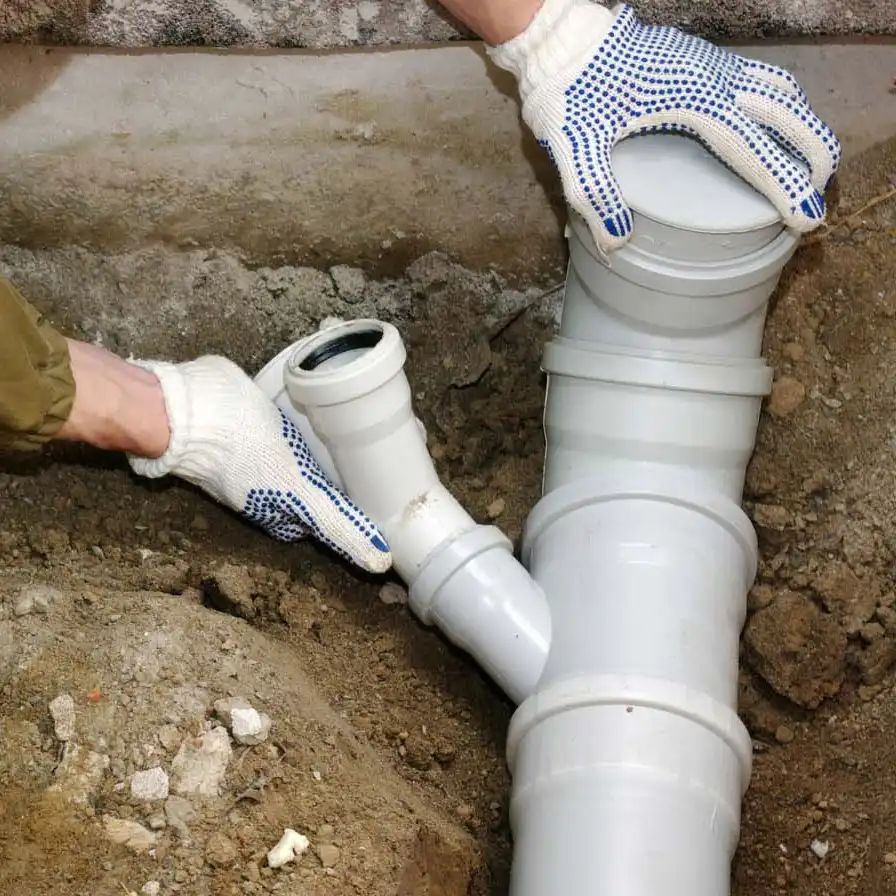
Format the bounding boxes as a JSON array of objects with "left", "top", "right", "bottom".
[{"left": 1, "top": 136, "right": 896, "bottom": 896}]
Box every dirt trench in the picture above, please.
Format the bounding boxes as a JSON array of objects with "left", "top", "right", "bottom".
[{"left": 1, "top": 137, "right": 896, "bottom": 896}]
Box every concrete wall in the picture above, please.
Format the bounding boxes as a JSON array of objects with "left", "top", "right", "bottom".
[
  {"left": 2, "top": 41, "right": 895, "bottom": 284},
  {"left": 2, "top": 0, "right": 894, "bottom": 48}
]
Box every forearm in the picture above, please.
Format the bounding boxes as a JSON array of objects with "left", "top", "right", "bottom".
[
  {"left": 58, "top": 339, "right": 170, "bottom": 459},
  {"left": 438, "top": 0, "right": 544, "bottom": 44}
]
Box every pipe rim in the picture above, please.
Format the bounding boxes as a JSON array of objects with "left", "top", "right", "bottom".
[
  {"left": 284, "top": 318, "right": 406, "bottom": 408},
  {"left": 568, "top": 212, "right": 800, "bottom": 299},
  {"left": 408, "top": 525, "right": 512, "bottom": 621}
]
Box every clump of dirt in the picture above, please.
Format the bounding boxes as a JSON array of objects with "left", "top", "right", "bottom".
[{"left": 1, "top": 136, "right": 895, "bottom": 896}]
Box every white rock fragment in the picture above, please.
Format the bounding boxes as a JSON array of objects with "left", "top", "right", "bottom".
[
  {"left": 141, "top": 883, "right": 161, "bottom": 896},
  {"left": 214, "top": 696, "right": 272, "bottom": 745},
  {"left": 231, "top": 707, "right": 272, "bottom": 746},
  {"left": 170, "top": 726, "right": 232, "bottom": 798},
  {"left": 102, "top": 815, "right": 160, "bottom": 853},
  {"left": 213, "top": 696, "right": 253, "bottom": 728},
  {"left": 49, "top": 694, "right": 76, "bottom": 742},
  {"left": 378, "top": 582, "right": 408, "bottom": 606},
  {"left": 811, "top": 839, "right": 831, "bottom": 859},
  {"left": 131, "top": 767, "right": 170, "bottom": 802},
  {"left": 48, "top": 743, "right": 110, "bottom": 805},
  {"left": 267, "top": 828, "right": 310, "bottom": 869},
  {"left": 14, "top": 584, "right": 60, "bottom": 617}
]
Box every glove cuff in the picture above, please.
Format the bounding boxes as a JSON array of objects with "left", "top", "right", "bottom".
[
  {"left": 127, "top": 356, "right": 248, "bottom": 500},
  {"left": 487, "top": 0, "right": 619, "bottom": 100}
]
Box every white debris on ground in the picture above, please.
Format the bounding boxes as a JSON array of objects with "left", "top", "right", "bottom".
[
  {"left": 49, "top": 693, "right": 76, "bottom": 742},
  {"left": 131, "top": 767, "right": 170, "bottom": 802},
  {"left": 103, "top": 816, "right": 160, "bottom": 853},
  {"left": 267, "top": 828, "right": 311, "bottom": 869},
  {"left": 378, "top": 582, "right": 408, "bottom": 606},
  {"left": 170, "top": 725, "right": 232, "bottom": 798},
  {"left": 141, "top": 882, "right": 161, "bottom": 896},
  {"left": 48, "top": 743, "right": 110, "bottom": 805},
  {"left": 213, "top": 696, "right": 272, "bottom": 746},
  {"left": 13, "top": 583, "right": 60, "bottom": 617},
  {"left": 811, "top": 839, "right": 831, "bottom": 859}
]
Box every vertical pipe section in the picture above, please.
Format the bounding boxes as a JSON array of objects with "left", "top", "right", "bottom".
[{"left": 507, "top": 134, "right": 801, "bottom": 896}]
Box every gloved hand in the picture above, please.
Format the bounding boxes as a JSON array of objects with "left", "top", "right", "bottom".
[
  {"left": 488, "top": 0, "right": 842, "bottom": 253},
  {"left": 127, "top": 356, "right": 392, "bottom": 574}
]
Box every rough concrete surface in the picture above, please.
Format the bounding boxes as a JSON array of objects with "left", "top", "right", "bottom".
[
  {"left": 1, "top": 42, "right": 894, "bottom": 282},
  {"left": 1, "top": 0, "right": 895, "bottom": 46}
]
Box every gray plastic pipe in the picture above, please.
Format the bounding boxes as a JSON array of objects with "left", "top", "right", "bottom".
[
  {"left": 254, "top": 319, "right": 551, "bottom": 704},
  {"left": 506, "top": 133, "right": 800, "bottom": 896}
]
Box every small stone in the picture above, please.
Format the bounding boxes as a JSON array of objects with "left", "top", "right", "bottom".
[
  {"left": 213, "top": 697, "right": 254, "bottom": 729},
  {"left": 782, "top": 342, "right": 805, "bottom": 362},
  {"left": 455, "top": 804, "right": 474, "bottom": 819},
  {"left": 315, "top": 843, "right": 341, "bottom": 868},
  {"left": 206, "top": 832, "right": 239, "bottom": 868},
  {"left": 131, "top": 767, "right": 170, "bottom": 802},
  {"left": 856, "top": 638, "right": 896, "bottom": 686},
  {"left": 102, "top": 816, "right": 159, "bottom": 853},
  {"left": 13, "top": 595, "right": 34, "bottom": 617},
  {"left": 810, "top": 839, "right": 830, "bottom": 859},
  {"left": 190, "top": 514, "right": 209, "bottom": 532},
  {"left": 767, "top": 376, "right": 806, "bottom": 417},
  {"left": 230, "top": 707, "right": 272, "bottom": 746},
  {"left": 14, "top": 584, "right": 60, "bottom": 616},
  {"left": 752, "top": 504, "right": 791, "bottom": 531},
  {"left": 170, "top": 727, "right": 232, "bottom": 798},
  {"left": 330, "top": 265, "right": 366, "bottom": 303},
  {"left": 49, "top": 694, "right": 76, "bottom": 742},
  {"left": 748, "top": 585, "right": 775, "bottom": 613},
  {"left": 142, "top": 883, "right": 161, "bottom": 896},
  {"left": 884, "top": 852, "right": 896, "bottom": 865},
  {"left": 378, "top": 582, "right": 408, "bottom": 606},
  {"left": 267, "top": 829, "right": 310, "bottom": 869},
  {"left": 316, "top": 824, "right": 335, "bottom": 843},
  {"left": 775, "top": 725, "right": 795, "bottom": 744},
  {"left": 147, "top": 814, "right": 167, "bottom": 830},
  {"left": 744, "top": 590, "right": 847, "bottom": 709},
  {"left": 486, "top": 497, "right": 505, "bottom": 519},
  {"left": 158, "top": 724, "right": 182, "bottom": 752}
]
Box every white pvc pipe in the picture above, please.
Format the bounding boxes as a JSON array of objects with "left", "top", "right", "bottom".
[
  {"left": 507, "top": 134, "right": 801, "bottom": 896},
  {"left": 259, "top": 319, "right": 551, "bottom": 704}
]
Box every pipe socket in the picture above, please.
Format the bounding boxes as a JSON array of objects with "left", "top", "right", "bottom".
[{"left": 258, "top": 319, "right": 550, "bottom": 704}]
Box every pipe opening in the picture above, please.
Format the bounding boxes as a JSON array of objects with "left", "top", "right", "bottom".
[{"left": 298, "top": 327, "right": 384, "bottom": 372}]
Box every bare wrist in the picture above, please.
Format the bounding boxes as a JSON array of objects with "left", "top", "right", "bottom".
[{"left": 58, "top": 339, "right": 171, "bottom": 458}]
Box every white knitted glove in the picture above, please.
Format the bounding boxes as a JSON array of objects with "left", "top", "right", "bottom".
[
  {"left": 127, "top": 356, "right": 392, "bottom": 574},
  {"left": 488, "top": 0, "right": 842, "bottom": 252}
]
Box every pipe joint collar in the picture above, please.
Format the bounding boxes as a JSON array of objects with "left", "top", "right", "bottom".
[
  {"left": 521, "top": 473, "right": 758, "bottom": 583},
  {"left": 285, "top": 319, "right": 406, "bottom": 408},
  {"left": 542, "top": 337, "right": 774, "bottom": 396},
  {"left": 568, "top": 210, "right": 800, "bottom": 300},
  {"left": 409, "top": 525, "right": 513, "bottom": 622},
  {"left": 506, "top": 672, "right": 754, "bottom": 790}
]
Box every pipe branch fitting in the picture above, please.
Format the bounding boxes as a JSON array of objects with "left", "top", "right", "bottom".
[{"left": 261, "top": 319, "right": 550, "bottom": 704}]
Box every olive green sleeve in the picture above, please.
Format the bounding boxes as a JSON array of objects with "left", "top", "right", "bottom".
[{"left": 0, "top": 275, "right": 75, "bottom": 452}]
